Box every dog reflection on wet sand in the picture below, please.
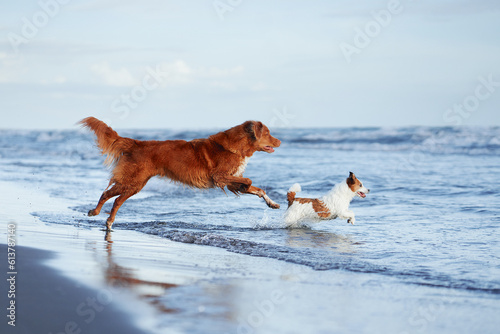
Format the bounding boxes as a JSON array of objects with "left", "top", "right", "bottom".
[{"left": 101, "top": 232, "right": 177, "bottom": 314}]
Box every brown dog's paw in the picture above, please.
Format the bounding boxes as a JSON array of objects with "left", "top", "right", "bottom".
[
  {"left": 263, "top": 194, "right": 280, "bottom": 209},
  {"left": 106, "top": 218, "right": 114, "bottom": 231},
  {"left": 88, "top": 209, "right": 99, "bottom": 216},
  {"left": 269, "top": 202, "right": 280, "bottom": 209}
]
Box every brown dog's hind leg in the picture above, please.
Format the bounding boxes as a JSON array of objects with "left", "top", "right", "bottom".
[
  {"left": 88, "top": 183, "right": 122, "bottom": 217},
  {"left": 105, "top": 179, "right": 150, "bottom": 230},
  {"left": 105, "top": 193, "right": 134, "bottom": 231}
]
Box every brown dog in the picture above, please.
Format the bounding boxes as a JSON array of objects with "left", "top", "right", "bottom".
[{"left": 79, "top": 117, "right": 281, "bottom": 230}]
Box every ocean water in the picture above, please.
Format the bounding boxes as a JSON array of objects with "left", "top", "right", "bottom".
[{"left": 1, "top": 126, "right": 500, "bottom": 332}]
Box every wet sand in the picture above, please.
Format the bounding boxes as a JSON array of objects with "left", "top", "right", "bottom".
[{"left": 0, "top": 244, "right": 149, "bottom": 334}]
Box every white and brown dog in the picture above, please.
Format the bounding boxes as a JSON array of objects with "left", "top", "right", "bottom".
[{"left": 284, "top": 172, "right": 369, "bottom": 227}]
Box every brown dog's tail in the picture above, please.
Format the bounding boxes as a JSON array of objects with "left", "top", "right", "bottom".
[
  {"left": 79, "top": 117, "right": 134, "bottom": 167},
  {"left": 287, "top": 183, "right": 302, "bottom": 207}
]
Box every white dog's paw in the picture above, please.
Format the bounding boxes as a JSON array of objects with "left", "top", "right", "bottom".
[{"left": 347, "top": 218, "right": 355, "bottom": 225}]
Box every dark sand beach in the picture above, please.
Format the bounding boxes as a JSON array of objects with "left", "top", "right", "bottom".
[{"left": 1, "top": 245, "right": 148, "bottom": 334}]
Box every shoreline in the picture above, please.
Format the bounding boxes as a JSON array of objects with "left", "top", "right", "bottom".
[{"left": 1, "top": 179, "right": 500, "bottom": 334}]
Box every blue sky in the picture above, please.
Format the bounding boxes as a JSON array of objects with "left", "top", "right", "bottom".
[{"left": 1, "top": 0, "right": 499, "bottom": 129}]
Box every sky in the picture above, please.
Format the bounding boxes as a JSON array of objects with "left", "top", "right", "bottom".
[{"left": 1, "top": 0, "right": 499, "bottom": 130}]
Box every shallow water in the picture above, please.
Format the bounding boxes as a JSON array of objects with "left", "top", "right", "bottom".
[{"left": 1, "top": 126, "right": 500, "bottom": 333}]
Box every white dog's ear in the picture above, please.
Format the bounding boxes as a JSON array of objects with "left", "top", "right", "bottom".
[{"left": 347, "top": 172, "right": 355, "bottom": 187}]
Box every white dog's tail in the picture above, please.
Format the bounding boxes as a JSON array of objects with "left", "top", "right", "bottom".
[
  {"left": 288, "top": 183, "right": 301, "bottom": 193},
  {"left": 287, "top": 183, "right": 302, "bottom": 207}
]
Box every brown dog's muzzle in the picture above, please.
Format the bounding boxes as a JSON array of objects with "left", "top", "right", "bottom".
[{"left": 261, "top": 135, "right": 280, "bottom": 153}]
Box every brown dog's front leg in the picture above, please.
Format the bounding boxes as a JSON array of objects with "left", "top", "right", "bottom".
[
  {"left": 246, "top": 185, "right": 280, "bottom": 209},
  {"left": 213, "top": 173, "right": 250, "bottom": 191},
  {"left": 214, "top": 173, "right": 280, "bottom": 209}
]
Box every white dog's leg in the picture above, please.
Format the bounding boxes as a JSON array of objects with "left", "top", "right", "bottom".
[
  {"left": 283, "top": 209, "right": 295, "bottom": 226},
  {"left": 284, "top": 203, "right": 308, "bottom": 227},
  {"left": 339, "top": 210, "right": 355, "bottom": 225}
]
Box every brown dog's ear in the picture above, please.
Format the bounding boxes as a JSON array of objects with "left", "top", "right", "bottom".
[
  {"left": 244, "top": 121, "right": 263, "bottom": 140},
  {"left": 254, "top": 121, "right": 263, "bottom": 140},
  {"left": 349, "top": 172, "right": 356, "bottom": 179}
]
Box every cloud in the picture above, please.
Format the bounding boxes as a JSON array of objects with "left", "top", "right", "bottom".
[
  {"left": 68, "top": 0, "right": 169, "bottom": 12},
  {"left": 90, "top": 61, "right": 137, "bottom": 87},
  {"left": 201, "top": 65, "right": 244, "bottom": 78},
  {"left": 324, "top": 0, "right": 500, "bottom": 19},
  {"left": 250, "top": 82, "right": 270, "bottom": 92},
  {"left": 425, "top": 0, "right": 500, "bottom": 15},
  {"left": 89, "top": 59, "right": 245, "bottom": 89},
  {"left": 157, "top": 60, "right": 193, "bottom": 85},
  {"left": 40, "top": 75, "right": 67, "bottom": 85},
  {"left": 0, "top": 52, "right": 27, "bottom": 83},
  {"left": 154, "top": 60, "right": 244, "bottom": 87}
]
